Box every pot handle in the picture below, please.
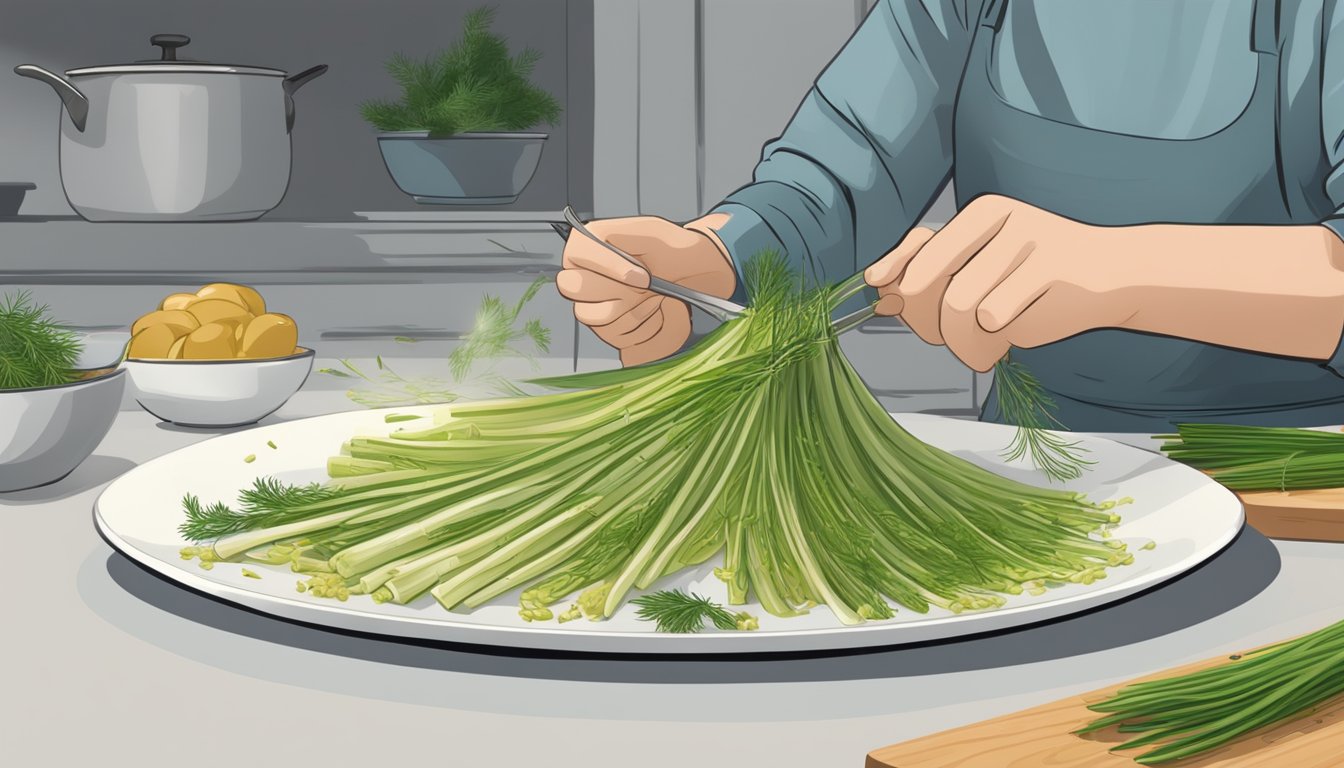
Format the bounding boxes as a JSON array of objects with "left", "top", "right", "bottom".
[
  {"left": 283, "top": 64, "right": 328, "bottom": 133},
  {"left": 14, "top": 65, "right": 89, "bottom": 133}
]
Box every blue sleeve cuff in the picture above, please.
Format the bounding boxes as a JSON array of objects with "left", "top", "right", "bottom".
[
  {"left": 1320, "top": 218, "right": 1344, "bottom": 377},
  {"left": 706, "top": 202, "right": 791, "bottom": 307}
]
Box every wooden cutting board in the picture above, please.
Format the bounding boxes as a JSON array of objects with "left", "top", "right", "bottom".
[
  {"left": 1235, "top": 487, "right": 1344, "bottom": 542},
  {"left": 866, "top": 642, "right": 1344, "bottom": 767}
]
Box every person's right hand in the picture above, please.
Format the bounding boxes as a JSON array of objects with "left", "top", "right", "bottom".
[{"left": 557, "top": 215, "right": 737, "bottom": 366}]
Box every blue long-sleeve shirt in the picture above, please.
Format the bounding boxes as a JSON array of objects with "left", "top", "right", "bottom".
[{"left": 709, "top": 0, "right": 1344, "bottom": 375}]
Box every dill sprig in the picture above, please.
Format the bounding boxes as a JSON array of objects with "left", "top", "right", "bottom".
[
  {"left": 450, "top": 277, "right": 551, "bottom": 380},
  {"left": 0, "top": 290, "right": 83, "bottom": 390},
  {"left": 360, "top": 6, "right": 562, "bottom": 136},
  {"left": 993, "top": 354, "right": 1092, "bottom": 483},
  {"left": 630, "top": 590, "right": 748, "bottom": 634},
  {"left": 179, "top": 478, "right": 339, "bottom": 542},
  {"left": 319, "top": 277, "right": 550, "bottom": 406}
]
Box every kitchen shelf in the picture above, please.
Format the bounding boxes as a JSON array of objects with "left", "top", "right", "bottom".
[{"left": 0, "top": 214, "right": 572, "bottom": 285}]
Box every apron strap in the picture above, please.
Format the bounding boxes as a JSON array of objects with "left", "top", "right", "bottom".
[
  {"left": 1252, "top": 0, "right": 1279, "bottom": 54},
  {"left": 980, "top": 0, "right": 1007, "bottom": 30}
]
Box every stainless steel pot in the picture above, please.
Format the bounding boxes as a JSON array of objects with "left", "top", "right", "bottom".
[{"left": 15, "top": 34, "right": 327, "bottom": 222}]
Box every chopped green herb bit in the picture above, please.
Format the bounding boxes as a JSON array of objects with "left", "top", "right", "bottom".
[
  {"left": 243, "top": 454, "right": 256, "bottom": 464},
  {"left": 266, "top": 440, "right": 277, "bottom": 450},
  {"left": 384, "top": 413, "right": 423, "bottom": 423},
  {"left": 241, "top": 568, "right": 261, "bottom": 579}
]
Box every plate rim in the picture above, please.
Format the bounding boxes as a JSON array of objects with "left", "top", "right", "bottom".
[{"left": 92, "top": 408, "right": 1246, "bottom": 655}]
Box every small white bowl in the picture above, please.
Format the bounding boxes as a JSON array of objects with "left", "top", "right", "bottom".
[
  {"left": 0, "top": 368, "right": 127, "bottom": 492},
  {"left": 123, "top": 348, "right": 315, "bottom": 428}
]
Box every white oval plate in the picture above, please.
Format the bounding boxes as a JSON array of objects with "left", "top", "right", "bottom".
[{"left": 94, "top": 407, "right": 1243, "bottom": 654}]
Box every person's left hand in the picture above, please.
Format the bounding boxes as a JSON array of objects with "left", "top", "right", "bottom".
[{"left": 864, "top": 194, "right": 1138, "bottom": 372}]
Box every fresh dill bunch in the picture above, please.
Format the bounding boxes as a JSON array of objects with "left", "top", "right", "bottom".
[
  {"left": 360, "top": 6, "right": 562, "bottom": 136},
  {"left": 179, "top": 478, "right": 339, "bottom": 542},
  {"left": 630, "top": 590, "right": 749, "bottom": 634},
  {"left": 0, "top": 290, "right": 83, "bottom": 390},
  {"left": 993, "top": 354, "right": 1093, "bottom": 482}
]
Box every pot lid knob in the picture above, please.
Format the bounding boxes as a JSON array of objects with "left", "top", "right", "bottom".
[{"left": 150, "top": 34, "right": 191, "bottom": 61}]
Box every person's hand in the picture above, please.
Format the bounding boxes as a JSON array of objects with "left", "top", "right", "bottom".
[
  {"left": 557, "top": 215, "right": 736, "bottom": 366},
  {"left": 864, "top": 194, "right": 1137, "bottom": 372}
]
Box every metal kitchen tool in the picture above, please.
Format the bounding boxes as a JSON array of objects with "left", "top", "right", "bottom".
[
  {"left": 15, "top": 34, "right": 327, "bottom": 222},
  {"left": 554, "top": 206, "right": 877, "bottom": 332},
  {"left": 558, "top": 206, "right": 747, "bottom": 322}
]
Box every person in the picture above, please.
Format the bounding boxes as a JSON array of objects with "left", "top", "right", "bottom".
[{"left": 557, "top": 0, "right": 1344, "bottom": 433}]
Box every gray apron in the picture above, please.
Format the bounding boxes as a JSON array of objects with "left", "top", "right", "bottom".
[{"left": 956, "top": 0, "right": 1344, "bottom": 432}]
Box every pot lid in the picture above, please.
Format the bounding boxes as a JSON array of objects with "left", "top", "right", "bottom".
[{"left": 66, "top": 34, "right": 285, "bottom": 77}]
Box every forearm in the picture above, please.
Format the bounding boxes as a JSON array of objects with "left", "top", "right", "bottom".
[
  {"left": 704, "top": 0, "right": 973, "bottom": 295},
  {"left": 1115, "top": 224, "right": 1344, "bottom": 360}
]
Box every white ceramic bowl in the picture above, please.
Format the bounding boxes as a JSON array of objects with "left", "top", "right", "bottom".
[
  {"left": 0, "top": 368, "right": 127, "bottom": 492},
  {"left": 123, "top": 348, "right": 314, "bottom": 428}
]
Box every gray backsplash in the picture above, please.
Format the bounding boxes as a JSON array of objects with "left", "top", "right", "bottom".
[
  {"left": 0, "top": 0, "right": 593, "bottom": 218},
  {"left": 0, "top": 0, "right": 978, "bottom": 415}
]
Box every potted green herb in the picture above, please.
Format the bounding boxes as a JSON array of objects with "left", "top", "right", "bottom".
[
  {"left": 0, "top": 291, "right": 127, "bottom": 492},
  {"left": 361, "top": 7, "right": 562, "bottom": 205}
]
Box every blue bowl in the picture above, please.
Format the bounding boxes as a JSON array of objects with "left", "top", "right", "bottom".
[{"left": 377, "top": 132, "right": 547, "bottom": 205}]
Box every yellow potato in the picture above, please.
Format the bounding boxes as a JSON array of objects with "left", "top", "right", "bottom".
[
  {"left": 240, "top": 313, "right": 299, "bottom": 359},
  {"left": 233, "top": 284, "right": 266, "bottom": 316},
  {"left": 167, "top": 336, "right": 187, "bottom": 360},
  {"left": 127, "top": 324, "right": 179, "bottom": 359},
  {"left": 185, "top": 297, "right": 253, "bottom": 327},
  {"left": 131, "top": 309, "right": 199, "bottom": 339},
  {"left": 160, "top": 292, "right": 197, "bottom": 312},
  {"left": 182, "top": 322, "right": 238, "bottom": 360},
  {"left": 194, "top": 283, "right": 258, "bottom": 312}
]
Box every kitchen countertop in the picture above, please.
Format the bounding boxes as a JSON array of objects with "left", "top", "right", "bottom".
[{"left": 3, "top": 375, "right": 1341, "bottom": 768}]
